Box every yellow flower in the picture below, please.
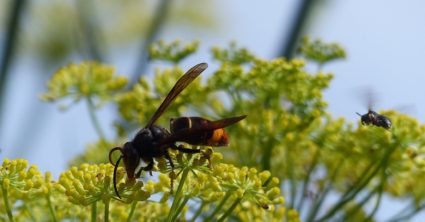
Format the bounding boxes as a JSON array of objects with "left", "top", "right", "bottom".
[{"left": 57, "top": 163, "right": 150, "bottom": 205}]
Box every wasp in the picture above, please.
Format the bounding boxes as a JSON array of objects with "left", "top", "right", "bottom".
[
  {"left": 109, "top": 63, "right": 246, "bottom": 198},
  {"left": 356, "top": 110, "right": 392, "bottom": 129}
]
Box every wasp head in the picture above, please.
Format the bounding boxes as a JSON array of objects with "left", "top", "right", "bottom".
[{"left": 109, "top": 142, "right": 140, "bottom": 198}]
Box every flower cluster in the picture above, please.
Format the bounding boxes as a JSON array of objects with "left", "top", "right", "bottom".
[
  {"left": 41, "top": 61, "right": 127, "bottom": 109},
  {"left": 298, "top": 36, "right": 346, "bottom": 66},
  {"left": 149, "top": 40, "right": 199, "bottom": 64},
  {"left": 0, "top": 159, "right": 44, "bottom": 200},
  {"left": 56, "top": 163, "right": 150, "bottom": 205},
  {"left": 211, "top": 41, "right": 255, "bottom": 64}
]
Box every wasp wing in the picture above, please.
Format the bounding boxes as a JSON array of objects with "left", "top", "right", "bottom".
[
  {"left": 158, "top": 115, "right": 246, "bottom": 146},
  {"left": 145, "top": 63, "right": 208, "bottom": 128}
]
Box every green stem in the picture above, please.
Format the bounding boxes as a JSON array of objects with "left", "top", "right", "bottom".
[
  {"left": 190, "top": 201, "right": 206, "bottom": 222},
  {"left": 86, "top": 96, "right": 106, "bottom": 139},
  {"left": 338, "top": 160, "right": 377, "bottom": 201},
  {"left": 285, "top": 142, "right": 296, "bottom": 210},
  {"left": 0, "top": 0, "right": 27, "bottom": 125},
  {"left": 261, "top": 139, "right": 273, "bottom": 171},
  {"left": 316, "top": 145, "right": 397, "bottom": 222},
  {"left": 1, "top": 186, "right": 14, "bottom": 222},
  {"left": 345, "top": 159, "right": 388, "bottom": 220},
  {"left": 46, "top": 194, "right": 57, "bottom": 222},
  {"left": 386, "top": 203, "right": 425, "bottom": 222},
  {"left": 23, "top": 203, "right": 36, "bottom": 222},
  {"left": 129, "top": 0, "right": 171, "bottom": 85},
  {"left": 306, "top": 157, "right": 343, "bottom": 222},
  {"left": 344, "top": 183, "right": 380, "bottom": 218},
  {"left": 297, "top": 147, "right": 320, "bottom": 211},
  {"left": 167, "top": 168, "right": 189, "bottom": 222},
  {"left": 205, "top": 191, "right": 233, "bottom": 222},
  {"left": 364, "top": 182, "right": 384, "bottom": 222},
  {"left": 363, "top": 162, "right": 388, "bottom": 222},
  {"left": 126, "top": 201, "right": 138, "bottom": 222},
  {"left": 171, "top": 196, "right": 190, "bottom": 221},
  {"left": 217, "top": 198, "right": 241, "bottom": 222},
  {"left": 91, "top": 202, "right": 97, "bottom": 222},
  {"left": 104, "top": 199, "right": 110, "bottom": 222}
]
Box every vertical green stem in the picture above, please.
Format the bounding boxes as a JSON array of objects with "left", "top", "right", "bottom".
[
  {"left": 171, "top": 196, "right": 190, "bottom": 221},
  {"left": 316, "top": 145, "right": 397, "bottom": 222},
  {"left": 297, "top": 147, "right": 320, "bottom": 211},
  {"left": 126, "top": 201, "right": 138, "bottom": 222},
  {"left": 205, "top": 191, "right": 233, "bottom": 222},
  {"left": 91, "top": 202, "right": 97, "bottom": 222},
  {"left": 104, "top": 199, "right": 110, "bottom": 222},
  {"left": 167, "top": 168, "right": 189, "bottom": 222},
  {"left": 46, "top": 194, "right": 57, "bottom": 222},
  {"left": 23, "top": 203, "right": 36, "bottom": 222},
  {"left": 86, "top": 96, "right": 105, "bottom": 139},
  {"left": 306, "top": 157, "right": 343, "bottom": 222},
  {"left": 190, "top": 201, "right": 206, "bottom": 222},
  {"left": 285, "top": 142, "right": 296, "bottom": 210},
  {"left": 217, "top": 198, "right": 241, "bottom": 222},
  {"left": 1, "top": 186, "right": 14, "bottom": 222}
]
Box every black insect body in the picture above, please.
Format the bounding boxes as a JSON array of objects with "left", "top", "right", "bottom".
[
  {"left": 170, "top": 117, "right": 231, "bottom": 146},
  {"left": 108, "top": 63, "right": 246, "bottom": 198},
  {"left": 356, "top": 110, "right": 392, "bottom": 129}
]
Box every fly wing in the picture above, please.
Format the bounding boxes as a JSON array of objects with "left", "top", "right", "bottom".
[
  {"left": 157, "top": 115, "right": 247, "bottom": 146},
  {"left": 145, "top": 63, "right": 208, "bottom": 128}
]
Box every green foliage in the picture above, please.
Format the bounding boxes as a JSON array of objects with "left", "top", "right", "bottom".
[
  {"left": 298, "top": 36, "right": 346, "bottom": 66},
  {"left": 40, "top": 61, "right": 127, "bottom": 108},
  {"left": 211, "top": 42, "right": 255, "bottom": 64},
  {"left": 149, "top": 40, "right": 199, "bottom": 64},
  {"left": 3, "top": 39, "right": 425, "bottom": 221}
]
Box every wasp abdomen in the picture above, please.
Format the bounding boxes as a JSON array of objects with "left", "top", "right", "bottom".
[{"left": 170, "top": 117, "right": 229, "bottom": 146}]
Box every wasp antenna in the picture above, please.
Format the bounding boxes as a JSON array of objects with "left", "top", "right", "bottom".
[
  {"left": 113, "top": 156, "right": 123, "bottom": 199},
  {"left": 109, "top": 147, "right": 123, "bottom": 166},
  {"left": 355, "top": 112, "right": 362, "bottom": 117}
]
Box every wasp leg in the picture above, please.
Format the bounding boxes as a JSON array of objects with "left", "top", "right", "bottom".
[
  {"left": 172, "top": 144, "right": 201, "bottom": 153},
  {"left": 164, "top": 151, "right": 176, "bottom": 194},
  {"left": 164, "top": 151, "right": 174, "bottom": 168},
  {"left": 137, "top": 160, "right": 154, "bottom": 177}
]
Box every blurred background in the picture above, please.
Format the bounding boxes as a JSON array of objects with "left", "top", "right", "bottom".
[{"left": 0, "top": 0, "right": 424, "bottom": 220}]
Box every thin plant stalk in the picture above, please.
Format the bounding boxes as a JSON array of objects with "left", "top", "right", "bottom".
[
  {"left": 167, "top": 168, "right": 189, "bottom": 222},
  {"left": 190, "top": 201, "right": 206, "bottom": 222},
  {"left": 306, "top": 157, "right": 343, "bottom": 222},
  {"left": 364, "top": 181, "right": 384, "bottom": 221},
  {"left": 104, "top": 199, "right": 110, "bottom": 222},
  {"left": 46, "top": 194, "right": 57, "bottom": 222},
  {"left": 126, "top": 201, "right": 138, "bottom": 222},
  {"left": 285, "top": 142, "right": 296, "bottom": 210},
  {"left": 316, "top": 145, "right": 397, "bottom": 222},
  {"left": 0, "top": 0, "right": 27, "bottom": 125},
  {"left": 297, "top": 147, "right": 320, "bottom": 211},
  {"left": 1, "top": 186, "right": 14, "bottom": 222},
  {"left": 23, "top": 203, "right": 36, "bottom": 222},
  {"left": 217, "top": 198, "right": 242, "bottom": 222},
  {"left": 205, "top": 190, "right": 233, "bottom": 221},
  {"left": 345, "top": 164, "right": 387, "bottom": 218},
  {"left": 86, "top": 96, "right": 106, "bottom": 139},
  {"left": 386, "top": 203, "right": 425, "bottom": 222},
  {"left": 91, "top": 202, "right": 97, "bottom": 222},
  {"left": 171, "top": 196, "right": 190, "bottom": 221},
  {"left": 129, "top": 0, "right": 172, "bottom": 86}
]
